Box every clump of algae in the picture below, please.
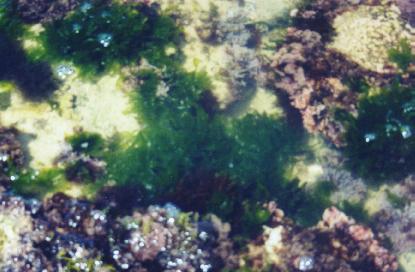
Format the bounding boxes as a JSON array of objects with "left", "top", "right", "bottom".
[{"left": 42, "top": 1, "right": 181, "bottom": 75}]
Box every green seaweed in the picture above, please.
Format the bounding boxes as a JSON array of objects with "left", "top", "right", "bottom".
[
  {"left": 293, "top": 180, "right": 335, "bottom": 226},
  {"left": 42, "top": 1, "right": 181, "bottom": 76},
  {"left": 388, "top": 39, "right": 414, "bottom": 72},
  {"left": 0, "top": 89, "right": 11, "bottom": 110},
  {"left": 67, "top": 131, "right": 105, "bottom": 157},
  {"left": 338, "top": 201, "right": 370, "bottom": 224},
  {"left": 106, "top": 66, "right": 321, "bottom": 236},
  {"left": 0, "top": 0, "right": 24, "bottom": 38},
  {"left": 12, "top": 168, "right": 67, "bottom": 198},
  {"left": 0, "top": 0, "right": 335, "bottom": 241},
  {"left": 385, "top": 189, "right": 408, "bottom": 210},
  {"left": 238, "top": 202, "right": 271, "bottom": 238},
  {"left": 341, "top": 80, "right": 415, "bottom": 181}
]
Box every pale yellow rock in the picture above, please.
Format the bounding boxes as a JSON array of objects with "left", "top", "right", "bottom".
[
  {"left": 330, "top": 5, "right": 414, "bottom": 73},
  {"left": 0, "top": 72, "right": 140, "bottom": 170},
  {"left": 264, "top": 226, "right": 284, "bottom": 265},
  {"left": 246, "top": 0, "right": 302, "bottom": 22},
  {"left": 21, "top": 24, "right": 46, "bottom": 58},
  {"left": 399, "top": 252, "right": 415, "bottom": 272},
  {"left": 300, "top": 164, "right": 324, "bottom": 186},
  {"left": 364, "top": 186, "right": 391, "bottom": 215},
  {"left": 245, "top": 88, "right": 283, "bottom": 116},
  {"left": 0, "top": 204, "right": 33, "bottom": 262}
]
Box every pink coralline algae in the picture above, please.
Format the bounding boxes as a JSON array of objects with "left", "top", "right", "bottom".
[
  {"left": 269, "top": 0, "right": 404, "bottom": 146},
  {"left": 396, "top": 0, "right": 415, "bottom": 26},
  {"left": 241, "top": 203, "right": 398, "bottom": 272}
]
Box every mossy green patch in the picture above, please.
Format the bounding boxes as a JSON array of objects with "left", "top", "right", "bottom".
[
  {"left": 338, "top": 201, "right": 370, "bottom": 224},
  {"left": 341, "top": 80, "right": 415, "bottom": 180},
  {"left": 106, "top": 66, "right": 323, "bottom": 235},
  {"left": 388, "top": 39, "right": 414, "bottom": 72},
  {"left": 385, "top": 189, "right": 408, "bottom": 210},
  {"left": 12, "top": 168, "right": 68, "bottom": 198},
  {"left": 0, "top": 0, "right": 24, "bottom": 38},
  {"left": 0, "top": 88, "right": 11, "bottom": 110},
  {"left": 42, "top": 1, "right": 182, "bottom": 76},
  {"left": 67, "top": 131, "right": 105, "bottom": 157}
]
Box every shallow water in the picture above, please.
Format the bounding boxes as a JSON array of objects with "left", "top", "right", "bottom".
[{"left": 0, "top": 0, "right": 414, "bottom": 271}]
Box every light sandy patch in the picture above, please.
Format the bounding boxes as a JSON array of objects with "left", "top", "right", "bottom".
[
  {"left": 286, "top": 160, "right": 324, "bottom": 187},
  {"left": 364, "top": 186, "right": 391, "bottom": 215},
  {"left": 0, "top": 72, "right": 140, "bottom": 170},
  {"left": 246, "top": 0, "right": 302, "bottom": 22},
  {"left": 245, "top": 88, "right": 283, "bottom": 116},
  {"left": 263, "top": 226, "right": 284, "bottom": 265},
  {"left": 58, "top": 74, "right": 140, "bottom": 137},
  {"left": 0, "top": 90, "right": 74, "bottom": 169},
  {"left": 182, "top": 40, "right": 233, "bottom": 108},
  {"left": 399, "top": 252, "right": 415, "bottom": 272}
]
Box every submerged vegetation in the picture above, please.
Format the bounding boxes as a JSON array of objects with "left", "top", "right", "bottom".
[
  {"left": 107, "top": 67, "right": 327, "bottom": 232},
  {"left": 342, "top": 82, "right": 415, "bottom": 180},
  {"left": 67, "top": 131, "right": 106, "bottom": 158},
  {"left": 340, "top": 41, "right": 415, "bottom": 181},
  {"left": 1, "top": 0, "right": 414, "bottom": 270},
  {"left": 43, "top": 1, "right": 181, "bottom": 75},
  {"left": 388, "top": 39, "right": 414, "bottom": 72},
  {"left": 0, "top": 0, "right": 327, "bottom": 238}
]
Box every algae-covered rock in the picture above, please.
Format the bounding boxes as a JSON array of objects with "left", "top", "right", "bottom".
[
  {"left": 0, "top": 189, "right": 235, "bottom": 271},
  {"left": 240, "top": 203, "right": 399, "bottom": 272},
  {"left": 15, "top": 0, "right": 81, "bottom": 23},
  {"left": 396, "top": 0, "right": 415, "bottom": 26},
  {"left": 330, "top": 5, "right": 413, "bottom": 73}
]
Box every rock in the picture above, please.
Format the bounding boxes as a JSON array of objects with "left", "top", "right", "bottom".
[
  {"left": 240, "top": 204, "right": 399, "bottom": 272},
  {"left": 15, "top": 0, "right": 81, "bottom": 23},
  {"left": 396, "top": 0, "right": 415, "bottom": 26}
]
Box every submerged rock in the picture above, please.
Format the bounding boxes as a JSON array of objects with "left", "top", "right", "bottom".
[
  {"left": 0, "top": 189, "right": 235, "bottom": 271},
  {"left": 0, "top": 194, "right": 52, "bottom": 271},
  {"left": 109, "top": 205, "right": 235, "bottom": 271},
  {"left": 270, "top": 27, "right": 361, "bottom": 146},
  {"left": 269, "top": 0, "right": 413, "bottom": 146},
  {"left": 0, "top": 127, "right": 24, "bottom": 188},
  {"left": 240, "top": 203, "right": 398, "bottom": 272},
  {"left": 396, "top": 0, "right": 415, "bottom": 26},
  {"left": 329, "top": 4, "right": 412, "bottom": 73},
  {"left": 15, "top": 0, "right": 81, "bottom": 23}
]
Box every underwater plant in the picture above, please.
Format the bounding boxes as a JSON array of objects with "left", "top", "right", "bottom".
[
  {"left": 67, "top": 131, "right": 106, "bottom": 158},
  {"left": 341, "top": 81, "right": 415, "bottom": 180},
  {"left": 106, "top": 66, "right": 323, "bottom": 236},
  {"left": 0, "top": 0, "right": 23, "bottom": 38},
  {"left": 388, "top": 39, "right": 415, "bottom": 72},
  {"left": 43, "top": 1, "right": 181, "bottom": 75}
]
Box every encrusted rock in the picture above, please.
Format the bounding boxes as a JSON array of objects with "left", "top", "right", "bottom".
[
  {"left": 240, "top": 204, "right": 398, "bottom": 272},
  {"left": 396, "top": 0, "right": 415, "bottom": 26},
  {"left": 109, "top": 204, "right": 233, "bottom": 271},
  {"left": 0, "top": 128, "right": 24, "bottom": 187},
  {"left": 269, "top": 0, "right": 410, "bottom": 146},
  {"left": 15, "top": 0, "right": 81, "bottom": 23},
  {"left": 270, "top": 28, "right": 361, "bottom": 146}
]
